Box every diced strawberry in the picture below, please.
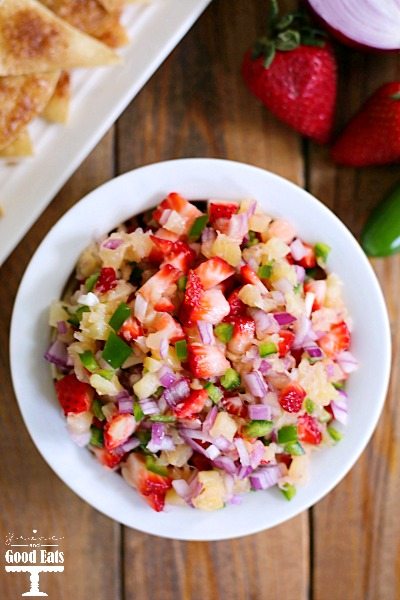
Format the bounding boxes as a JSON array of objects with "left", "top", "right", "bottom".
[
  {"left": 150, "top": 235, "right": 174, "bottom": 255},
  {"left": 188, "top": 343, "right": 231, "bottom": 379},
  {"left": 174, "top": 389, "right": 208, "bottom": 419},
  {"left": 153, "top": 298, "right": 175, "bottom": 313},
  {"left": 228, "top": 316, "right": 255, "bottom": 354},
  {"left": 154, "top": 228, "right": 180, "bottom": 242},
  {"left": 319, "top": 321, "right": 350, "bottom": 358},
  {"left": 138, "top": 264, "right": 181, "bottom": 303},
  {"left": 55, "top": 374, "right": 94, "bottom": 415},
  {"left": 208, "top": 202, "right": 238, "bottom": 225},
  {"left": 195, "top": 257, "right": 235, "bottom": 290},
  {"left": 298, "top": 243, "right": 316, "bottom": 269},
  {"left": 222, "top": 394, "right": 248, "bottom": 418},
  {"left": 94, "top": 447, "right": 124, "bottom": 469},
  {"left": 124, "top": 454, "right": 172, "bottom": 512},
  {"left": 120, "top": 316, "right": 143, "bottom": 342},
  {"left": 278, "top": 330, "right": 296, "bottom": 357},
  {"left": 227, "top": 289, "right": 247, "bottom": 317},
  {"left": 267, "top": 219, "right": 296, "bottom": 244},
  {"left": 240, "top": 265, "right": 267, "bottom": 293},
  {"left": 153, "top": 193, "right": 202, "bottom": 233},
  {"left": 151, "top": 313, "right": 185, "bottom": 342},
  {"left": 104, "top": 414, "right": 136, "bottom": 451},
  {"left": 184, "top": 270, "right": 204, "bottom": 309},
  {"left": 279, "top": 382, "right": 306, "bottom": 413},
  {"left": 297, "top": 415, "right": 322, "bottom": 445},
  {"left": 164, "top": 241, "right": 196, "bottom": 273},
  {"left": 95, "top": 267, "right": 117, "bottom": 293},
  {"left": 304, "top": 280, "right": 327, "bottom": 311},
  {"left": 276, "top": 453, "right": 292, "bottom": 468},
  {"left": 190, "top": 288, "right": 230, "bottom": 324}
]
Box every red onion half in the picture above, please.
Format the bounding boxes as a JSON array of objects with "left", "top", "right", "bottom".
[{"left": 307, "top": 0, "right": 400, "bottom": 51}]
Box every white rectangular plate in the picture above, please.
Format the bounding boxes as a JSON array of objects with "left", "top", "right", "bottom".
[{"left": 0, "top": 0, "right": 211, "bottom": 265}]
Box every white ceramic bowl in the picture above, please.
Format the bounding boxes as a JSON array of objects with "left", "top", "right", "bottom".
[{"left": 10, "top": 159, "right": 391, "bottom": 540}]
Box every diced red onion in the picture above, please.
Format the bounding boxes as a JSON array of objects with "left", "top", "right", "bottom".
[
  {"left": 117, "top": 392, "right": 133, "bottom": 414},
  {"left": 197, "top": 321, "right": 215, "bottom": 345},
  {"left": 246, "top": 200, "right": 257, "bottom": 217},
  {"left": 304, "top": 292, "right": 315, "bottom": 318},
  {"left": 159, "top": 338, "right": 169, "bottom": 360},
  {"left": 337, "top": 351, "right": 358, "bottom": 374},
  {"left": 205, "top": 444, "right": 221, "bottom": 460},
  {"left": 201, "top": 227, "right": 216, "bottom": 243},
  {"left": 212, "top": 435, "right": 232, "bottom": 452},
  {"left": 118, "top": 436, "right": 140, "bottom": 453},
  {"left": 68, "top": 430, "right": 91, "bottom": 447},
  {"left": 270, "top": 290, "right": 285, "bottom": 304},
  {"left": 227, "top": 212, "right": 249, "bottom": 243},
  {"left": 246, "top": 257, "right": 258, "bottom": 272},
  {"left": 172, "top": 479, "right": 190, "bottom": 499},
  {"left": 307, "top": 0, "right": 400, "bottom": 51},
  {"left": 180, "top": 433, "right": 209, "bottom": 458},
  {"left": 294, "top": 265, "right": 306, "bottom": 283},
  {"left": 158, "top": 365, "right": 177, "bottom": 388},
  {"left": 229, "top": 495, "right": 243, "bottom": 505},
  {"left": 244, "top": 371, "right": 268, "bottom": 398},
  {"left": 273, "top": 312, "right": 296, "bottom": 325},
  {"left": 213, "top": 456, "right": 237, "bottom": 474},
  {"left": 249, "top": 308, "right": 280, "bottom": 337},
  {"left": 290, "top": 238, "right": 306, "bottom": 261},
  {"left": 331, "top": 395, "right": 348, "bottom": 425},
  {"left": 134, "top": 294, "right": 148, "bottom": 322},
  {"left": 102, "top": 238, "right": 123, "bottom": 250},
  {"left": 248, "top": 404, "right": 271, "bottom": 420},
  {"left": 306, "top": 346, "right": 323, "bottom": 359},
  {"left": 44, "top": 339, "right": 69, "bottom": 369},
  {"left": 147, "top": 422, "right": 175, "bottom": 453},
  {"left": 139, "top": 399, "right": 159, "bottom": 415},
  {"left": 159, "top": 208, "right": 172, "bottom": 226},
  {"left": 293, "top": 315, "right": 312, "bottom": 348},
  {"left": 238, "top": 465, "right": 253, "bottom": 480},
  {"left": 273, "top": 278, "right": 293, "bottom": 293},
  {"left": 250, "top": 440, "right": 265, "bottom": 470},
  {"left": 179, "top": 428, "right": 211, "bottom": 443},
  {"left": 235, "top": 438, "right": 250, "bottom": 467},
  {"left": 57, "top": 320, "right": 68, "bottom": 334},
  {"left": 249, "top": 465, "right": 282, "bottom": 490},
  {"left": 202, "top": 405, "right": 218, "bottom": 434},
  {"left": 259, "top": 360, "right": 272, "bottom": 374},
  {"left": 162, "top": 378, "right": 190, "bottom": 407}
]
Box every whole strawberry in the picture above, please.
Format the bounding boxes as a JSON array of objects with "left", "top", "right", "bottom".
[
  {"left": 241, "top": 1, "right": 337, "bottom": 143},
  {"left": 331, "top": 82, "right": 400, "bottom": 167}
]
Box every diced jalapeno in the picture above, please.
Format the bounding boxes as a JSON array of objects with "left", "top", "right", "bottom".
[
  {"left": 85, "top": 272, "right": 99, "bottom": 292},
  {"left": 174, "top": 340, "right": 188, "bottom": 361},
  {"left": 220, "top": 368, "right": 241, "bottom": 390},
  {"left": 277, "top": 425, "right": 298, "bottom": 444},
  {"left": 281, "top": 482, "right": 296, "bottom": 501},
  {"left": 109, "top": 302, "right": 131, "bottom": 332},
  {"left": 244, "top": 420, "right": 273, "bottom": 438},
  {"left": 89, "top": 427, "right": 104, "bottom": 448},
  {"left": 259, "top": 341, "right": 277, "bottom": 357},
  {"left": 204, "top": 382, "right": 223, "bottom": 404},
  {"left": 188, "top": 215, "right": 209, "bottom": 241},
  {"left": 102, "top": 331, "right": 133, "bottom": 369},
  {"left": 214, "top": 322, "right": 233, "bottom": 343}
]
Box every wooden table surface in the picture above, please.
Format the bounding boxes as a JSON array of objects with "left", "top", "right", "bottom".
[{"left": 1, "top": 1, "right": 399, "bottom": 598}]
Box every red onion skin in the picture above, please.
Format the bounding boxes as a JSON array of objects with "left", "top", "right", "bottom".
[{"left": 305, "top": 1, "right": 398, "bottom": 52}]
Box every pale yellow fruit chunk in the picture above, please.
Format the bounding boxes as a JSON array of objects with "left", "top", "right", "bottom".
[
  {"left": 209, "top": 412, "right": 237, "bottom": 442},
  {"left": 133, "top": 372, "right": 159, "bottom": 400},
  {"left": 192, "top": 471, "right": 225, "bottom": 511},
  {"left": 297, "top": 359, "right": 338, "bottom": 406},
  {"left": 211, "top": 233, "right": 241, "bottom": 267}
]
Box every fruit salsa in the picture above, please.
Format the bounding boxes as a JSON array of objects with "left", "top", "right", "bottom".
[{"left": 45, "top": 193, "right": 357, "bottom": 511}]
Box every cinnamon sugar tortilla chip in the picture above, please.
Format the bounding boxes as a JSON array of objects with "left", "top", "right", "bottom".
[
  {"left": 0, "top": 0, "right": 119, "bottom": 76},
  {"left": 0, "top": 71, "right": 59, "bottom": 150},
  {"left": 40, "top": 0, "right": 128, "bottom": 48},
  {"left": 0, "top": 129, "right": 33, "bottom": 157},
  {"left": 42, "top": 70, "right": 70, "bottom": 123}
]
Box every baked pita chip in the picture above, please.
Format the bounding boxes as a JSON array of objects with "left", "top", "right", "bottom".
[
  {"left": 97, "top": 0, "right": 147, "bottom": 13},
  {"left": 42, "top": 70, "right": 70, "bottom": 123},
  {"left": 0, "top": 0, "right": 119, "bottom": 76},
  {"left": 40, "top": 0, "right": 129, "bottom": 48},
  {"left": 0, "top": 129, "right": 33, "bottom": 157},
  {"left": 0, "top": 71, "right": 59, "bottom": 150}
]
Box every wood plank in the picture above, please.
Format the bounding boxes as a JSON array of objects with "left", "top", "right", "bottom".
[
  {"left": 0, "top": 130, "right": 121, "bottom": 600},
  {"left": 118, "top": 2, "right": 309, "bottom": 598},
  {"left": 309, "top": 49, "right": 400, "bottom": 600}
]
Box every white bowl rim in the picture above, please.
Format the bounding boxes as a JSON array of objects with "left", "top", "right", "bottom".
[{"left": 10, "top": 158, "right": 391, "bottom": 540}]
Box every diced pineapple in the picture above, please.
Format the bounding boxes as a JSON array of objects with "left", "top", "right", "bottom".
[
  {"left": 249, "top": 213, "right": 271, "bottom": 233},
  {"left": 125, "top": 229, "right": 153, "bottom": 262},
  {"left": 232, "top": 477, "right": 251, "bottom": 495},
  {"left": 76, "top": 243, "right": 102, "bottom": 279},
  {"left": 192, "top": 471, "right": 225, "bottom": 511},
  {"left": 311, "top": 307, "right": 339, "bottom": 332},
  {"left": 270, "top": 259, "right": 297, "bottom": 284},
  {"left": 261, "top": 238, "right": 290, "bottom": 262},
  {"left": 288, "top": 454, "right": 309, "bottom": 485},
  {"left": 284, "top": 290, "right": 305, "bottom": 318},
  {"left": 325, "top": 273, "right": 345, "bottom": 309},
  {"left": 164, "top": 210, "right": 186, "bottom": 235},
  {"left": 266, "top": 219, "right": 296, "bottom": 244},
  {"left": 49, "top": 301, "right": 69, "bottom": 327},
  {"left": 89, "top": 373, "right": 122, "bottom": 397},
  {"left": 133, "top": 372, "right": 160, "bottom": 400},
  {"left": 211, "top": 233, "right": 241, "bottom": 267},
  {"left": 209, "top": 412, "right": 238, "bottom": 442},
  {"left": 163, "top": 444, "right": 193, "bottom": 467},
  {"left": 165, "top": 488, "right": 187, "bottom": 506},
  {"left": 143, "top": 356, "right": 162, "bottom": 373},
  {"left": 80, "top": 303, "right": 112, "bottom": 341},
  {"left": 297, "top": 359, "right": 338, "bottom": 406},
  {"left": 99, "top": 234, "right": 127, "bottom": 270},
  {"left": 238, "top": 284, "right": 277, "bottom": 312}
]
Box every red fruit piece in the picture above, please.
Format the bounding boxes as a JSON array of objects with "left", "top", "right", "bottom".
[
  {"left": 297, "top": 415, "right": 322, "bottom": 445},
  {"left": 278, "top": 330, "right": 295, "bottom": 357},
  {"left": 184, "top": 270, "right": 204, "bottom": 309},
  {"left": 104, "top": 414, "right": 136, "bottom": 451},
  {"left": 190, "top": 288, "right": 230, "bottom": 324},
  {"left": 94, "top": 447, "right": 124, "bottom": 469},
  {"left": 228, "top": 316, "right": 255, "bottom": 354},
  {"left": 227, "top": 289, "right": 247, "bottom": 317},
  {"left": 128, "top": 454, "right": 172, "bottom": 512},
  {"left": 241, "top": 42, "right": 337, "bottom": 144},
  {"left": 55, "top": 374, "right": 93, "bottom": 415},
  {"left": 150, "top": 235, "right": 174, "bottom": 254},
  {"left": 331, "top": 82, "right": 400, "bottom": 167},
  {"left": 174, "top": 389, "right": 208, "bottom": 419},
  {"left": 153, "top": 297, "right": 175, "bottom": 313},
  {"left": 120, "top": 316, "right": 143, "bottom": 342},
  {"left": 319, "top": 321, "right": 350, "bottom": 358},
  {"left": 222, "top": 395, "right": 248, "bottom": 418},
  {"left": 304, "top": 280, "right": 327, "bottom": 311},
  {"left": 240, "top": 265, "right": 267, "bottom": 292},
  {"left": 95, "top": 267, "right": 117, "bottom": 293},
  {"left": 189, "top": 452, "right": 214, "bottom": 471},
  {"left": 138, "top": 264, "right": 181, "bottom": 304},
  {"left": 195, "top": 257, "right": 235, "bottom": 290},
  {"left": 152, "top": 193, "right": 202, "bottom": 232},
  {"left": 208, "top": 202, "right": 238, "bottom": 225},
  {"left": 188, "top": 343, "right": 230, "bottom": 379},
  {"left": 165, "top": 241, "right": 196, "bottom": 273},
  {"left": 298, "top": 243, "right": 316, "bottom": 269},
  {"left": 279, "top": 382, "right": 306, "bottom": 413}
]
